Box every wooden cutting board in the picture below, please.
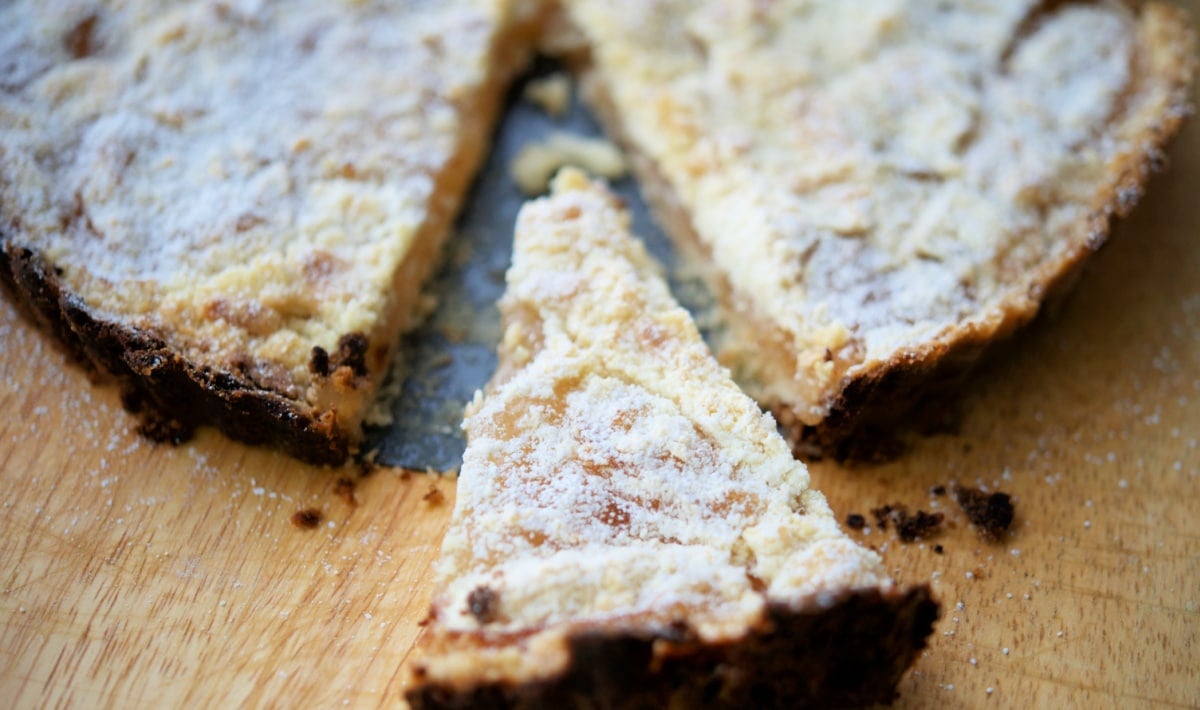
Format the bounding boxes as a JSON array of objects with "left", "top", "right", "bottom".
[{"left": 3, "top": 46, "right": 1199, "bottom": 710}]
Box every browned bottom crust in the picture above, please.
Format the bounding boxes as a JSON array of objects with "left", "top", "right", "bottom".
[
  {"left": 407, "top": 586, "right": 938, "bottom": 709},
  {"left": 0, "top": 243, "right": 354, "bottom": 464}
]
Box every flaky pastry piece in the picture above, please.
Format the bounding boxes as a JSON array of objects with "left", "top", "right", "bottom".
[
  {"left": 407, "top": 170, "right": 937, "bottom": 708},
  {"left": 0, "top": 0, "right": 544, "bottom": 463},
  {"left": 557, "top": 0, "right": 1196, "bottom": 457}
]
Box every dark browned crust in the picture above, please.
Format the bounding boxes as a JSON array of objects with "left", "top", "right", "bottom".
[
  {"left": 780, "top": 330, "right": 1000, "bottom": 463},
  {"left": 568, "top": 2, "right": 1197, "bottom": 463},
  {"left": 407, "top": 586, "right": 938, "bottom": 709},
  {"left": 0, "top": 243, "right": 352, "bottom": 465},
  {"left": 953, "top": 487, "right": 1015, "bottom": 542}
]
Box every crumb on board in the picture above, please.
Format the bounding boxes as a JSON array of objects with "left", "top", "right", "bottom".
[
  {"left": 291, "top": 508, "right": 322, "bottom": 529},
  {"left": 954, "top": 486, "right": 1015, "bottom": 541},
  {"left": 522, "top": 72, "right": 571, "bottom": 117},
  {"left": 845, "top": 513, "right": 866, "bottom": 530},
  {"left": 358, "top": 447, "right": 380, "bottom": 477},
  {"left": 871, "top": 503, "right": 945, "bottom": 542},
  {"left": 137, "top": 413, "right": 193, "bottom": 446},
  {"left": 362, "top": 375, "right": 401, "bottom": 427},
  {"left": 510, "top": 132, "right": 628, "bottom": 195},
  {"left": 423, "top": 484, "right": 445, "bottom": 506},
  {"left": 334, "top": 477, "right": 358, "bottom": 507}
]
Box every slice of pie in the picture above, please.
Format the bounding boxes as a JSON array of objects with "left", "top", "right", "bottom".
[
  {"left": 407, "top": 169, "right": 937, "bottom": 708},
  {"left": 557, "top": 0, "right": 1196, "bottom": 456},
  {"left": 0, "top": 1, "right": 544, "bottom": 463}
]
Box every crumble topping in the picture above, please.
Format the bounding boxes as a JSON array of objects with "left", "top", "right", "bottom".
[
  {"left": 0, "top": 0, "right": 528, "bottom": 403},
  {"left": 510, "top": 131, "right": 628, "bottom": 195},
  {"left": 429, "top": 171, "right": 889, "bottom": 666},
  {"left": 561, "top": 0, "right": 1147, "bottom": 422}
]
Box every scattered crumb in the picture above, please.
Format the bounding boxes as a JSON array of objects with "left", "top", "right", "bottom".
[
  {"left": 871, "top": 503, "right": 945, "bottom": 542},
  {"left": 362, "top": 354, "right": 407, "bottom": 427},
  {"left": 954, "top": 486, "right": 1014, "bottom": 541},
  {"left": 510, "top": 132, "right": 628, "bottom": 195},
  {"left": 897, "top": 511, "right": 945, "bottom": 542},
  {"left": 334, "top": 477, "right": 358, "bottom": 507},
  {"left": 933, "top": 544, "right": 945, "bottom": 554},
  {"left": 137, "top": 414, "right": 194, "bottom": 446},
  {"left": 358, "top": 448, "right": 380, "bottom": 477},
  {"left": 522, "top": 72, "right": 572, "bottom": 117},
  {"left": 291, "top": 508, "right": 322, "bottom": 529},
  {"left": 930, "top": 485, "right": 947, "bottom": 496},
  {"left": 845, "top": 513, "right": 866, "bottom": 530},
  {"left": 423, "top": 484, "right": 445, "bottom": 506}
]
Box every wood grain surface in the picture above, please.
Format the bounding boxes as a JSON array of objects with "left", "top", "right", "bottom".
[{"left": 3, "top": 26, "right": 1200, "bottom": 710}]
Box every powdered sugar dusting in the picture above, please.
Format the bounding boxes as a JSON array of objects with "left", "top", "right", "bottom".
[
  {"left": 565, "top": 0, "right": 1152, "bottom": 423},
  {"left": 0, "top": 0, "right": 515, "bottom": 409},
  {"left": 427, "top": 172, "right": 889, "bottom": 659}
]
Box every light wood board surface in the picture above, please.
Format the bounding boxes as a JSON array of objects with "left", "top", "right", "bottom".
[{"left": 3, "top": 31, "right": 1200, "bottom": 710}]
